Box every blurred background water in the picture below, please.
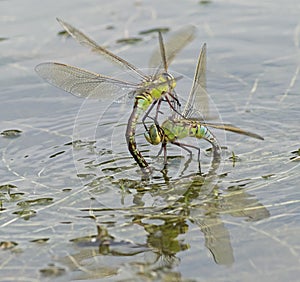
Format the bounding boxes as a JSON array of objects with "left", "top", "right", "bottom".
[{"left": 0, "top": 0, "right": 299, "bottom": 281}]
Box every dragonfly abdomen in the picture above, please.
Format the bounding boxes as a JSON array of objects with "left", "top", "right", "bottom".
[
  {"left": 125, "top": 92, "right": 156, "bottom": 172},
  {"left": 195, "top": 124, "right": 222, "bottom": 162},
  {"left": 164, "top": 119, "right": 222, "bottom": 160}
]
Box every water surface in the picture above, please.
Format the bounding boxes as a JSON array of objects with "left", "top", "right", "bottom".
[{"left": 1, "top": 0, "right": 299, "bottom": 281}]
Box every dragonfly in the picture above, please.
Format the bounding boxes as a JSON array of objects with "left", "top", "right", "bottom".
[
  {"left": 144, "top": 43, "right": 264, "bottom": 172},
  {"left": 35, "top": 18, "right": 196, "bottom": 174}
]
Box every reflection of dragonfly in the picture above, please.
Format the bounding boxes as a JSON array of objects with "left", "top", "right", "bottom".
[
  {"left": 35, "top": 19, "right": 195, "bottom": 173},
  {"left": 145, "top": 43, "right": 264, "bottom": 172}
]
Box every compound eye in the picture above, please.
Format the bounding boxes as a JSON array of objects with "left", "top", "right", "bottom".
[
  {"left": 143, "top": 124, "right": 163, "bottom": 145},
  {"left": 162, "top": 72, "right": 174, "bottom": 81}
]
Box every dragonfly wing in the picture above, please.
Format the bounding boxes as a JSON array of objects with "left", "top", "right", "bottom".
[
  {"left": 57, "top": 18, "right": 147, "bottom": 80},
  {"left": 181, "top": 43, "right": 209, "bottom": 119},
  {"left": 181, "top": 44, "right": 264, "bottom": 141},
  {"left": 202, "top": 122, "right": 264, "bottom": 140},
  {"left": 149, "top": 25, "right": 196, "bottom": 71},
  {"left": 157, "top": 31, "right": 168, "bottom": 72},
  {"left": 35, "top": 62, "right": 139, "bottom": 99}
]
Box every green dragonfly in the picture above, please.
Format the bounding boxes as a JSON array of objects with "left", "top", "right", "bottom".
[
  {"left": 144, "top": 43, "right": 264, "bottom": 172},
  {"left": 35, "top": 19, "right": 196, "bottom": 174}
]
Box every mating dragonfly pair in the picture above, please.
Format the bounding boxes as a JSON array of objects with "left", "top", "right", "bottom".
[{"left": 36, "top": 19, "right": 264, "bottom": 175}]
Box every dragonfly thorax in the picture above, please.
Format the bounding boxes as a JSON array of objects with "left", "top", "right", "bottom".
[{"left": 148, "top": 72, "right": 176, "bottom": 100}]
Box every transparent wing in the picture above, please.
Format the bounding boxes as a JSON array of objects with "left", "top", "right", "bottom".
[
  {"left": 35, "top": 62, "right": 139, "bottom": 99},
  {"left": 149, "top": 25, "right": 196, "bottom": 72},
  {"left": 57, "top": 18, "right": 148, "bottom": 80},
  {"left": 181, "top": 43, "right": 209, "bottom": 119},
  {"left": 157, "top": 31, "right": 168, "bottom": 72},
  {"left": 179, "top": 42, "right": 264, "bottom": 140}
]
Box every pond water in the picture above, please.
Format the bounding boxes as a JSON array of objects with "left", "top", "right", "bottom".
[{"left": 1, "top": 0, "right": 299, "bottom": 281}]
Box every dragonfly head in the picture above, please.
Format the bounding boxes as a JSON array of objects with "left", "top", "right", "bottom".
[
  {"left": 144, "top": 124, "right": 163, "bottom": 145},
  {"left": 161, "top": 72, "right": 176, "bottom": 90}
]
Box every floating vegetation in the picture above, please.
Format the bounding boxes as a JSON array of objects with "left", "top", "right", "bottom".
[
  {"left": 49, "top": 151, "right": 65, "bottom": 158},
  {"left": 0, "top": 241, "right": 18, "bottom": 250},
  {"left": 13, "top": 209, "right": 37, "bottom": 220},
  {"left": 0, "top": 200, "right": 4, "bottom": 211},
  {"left": 17, "top": 197, "right": 54, "bottom": 207},
  {"left": 106, "top": 25, "right": 115, "bottom": 30},
  {"left": 0, "top": 184, "right": 23, "bottom": 204},
  {"left": 70, "top": 225, "right": 114, "bottom": 246},
  {"left": 57, "top": 29, "right": 70, "bottom": 37},
  {"left": 199, "top": 0, "right": 212, "bottom": 4},
  {"left": 116, "top": 37, "right": 143, "bottom": 44},
  {"left": 30, "top": 238, "right": 50, "bottom": 244},
  {"left": 0, "top": 183, "right": 18, "bottom": 191},
  {"left": 70, "top": 225, "right": 148, "bottom": 256},
  {"left": 62, "top": 188, "right": 72, "bottom": 192},
  {"left": 77, "top": 173, "right": 97, "bottom": 179},
  {"left": 7, "top": 192, "right": 25, "bottom": 201},
  {"left": 261, "top": 174, "right": 275, "bottom": 179},
  {"left": 227, "top": 183, "right": 248, "bottom": 191},
  {"left": 139, "top": 27, "right": 170, "bottom": 35},
  {"left": 290, "top": 148, "right": 300, "bottom": 161},
  {"left": 0, "top": 129, "right": 22, "bottom": 138},
  {"left": 229, "top": 151, "right": 241, "bottom": 167},
  {"left": 40, "top": 264, "right": 66, "bottom": 277},
  {"left": 71, "top": 140, "right": 96, "bottom": 149}
]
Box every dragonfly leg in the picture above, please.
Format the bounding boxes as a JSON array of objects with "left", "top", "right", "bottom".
[
  {"left": 154, "top": 139, "right": 167, "bottom": 158},
  {"left": 162, "top": 141, "right": 168, "bottom": 166},
  {"left": 171, "top": 141, "right": 193, "bottom": 156},
  {"left": 156, "top": 143, "right": 164, "bottom": 157},
  {"left": 161, "top": 142, "right": 169, "bottom": 170},
  {"left": 142, "top": 100, "right": 158, "bottom": 131},
  {"left": 171, "top": 141, "right": 202, "bottom": 174},
  {"left": 142, "top": 92, "right": 182, "bottom": 132},
  {"left": 164, "top": 94, "right": 188, "bottom": 119},
  {"left": 196, "top": 146, "right": 201, "bottom": 173},
  {"left": 154, "top": 99, "right": 163, "bottom": 121},
  {"left": 166, "top": 91, "right": 181, "bottom": 107}
]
